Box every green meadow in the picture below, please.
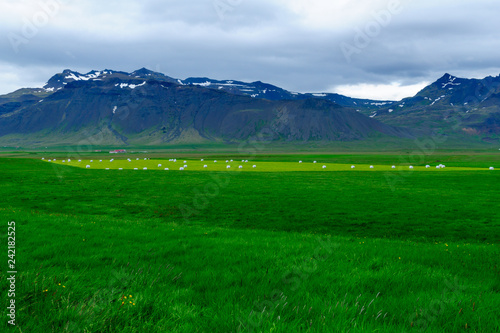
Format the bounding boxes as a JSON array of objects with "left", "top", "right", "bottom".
[
  {"left": 47, "top": 158, "right": 491, "bottom": 172},
  {"left": 0, "top": 153, "right": 499, "bottom": 332}
]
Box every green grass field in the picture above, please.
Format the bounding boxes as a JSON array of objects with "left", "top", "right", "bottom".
[
  {"left": 1, "top": 154, "right": 499, "bottom": 332},
  {"left": 46, "top": 157, "right": 493, "bottom": 172}
]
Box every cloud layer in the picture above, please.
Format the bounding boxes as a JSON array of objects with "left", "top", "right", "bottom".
[{"left": 1, "top": 0, "right": 500, "bottom": 100}]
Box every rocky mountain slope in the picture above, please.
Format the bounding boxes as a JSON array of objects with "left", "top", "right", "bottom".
[
  {"left": 0, "top": 69, "right": 412, "bottom": 146},
  {"left": 360, "top": 74, "right": 500, "bottom": 141}
]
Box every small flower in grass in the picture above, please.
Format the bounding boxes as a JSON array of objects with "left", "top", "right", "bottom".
[{"left": 399, "top": 257, "right": 401, "bottom": 260}]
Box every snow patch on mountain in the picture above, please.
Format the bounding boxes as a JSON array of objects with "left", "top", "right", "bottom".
[
  {"left": 430, "top": 95, "right": 446, "bottom": 106},
  {"left": 65, "top": 71, "right": 103, "bottom": 81},
  {"left": 441, "top": 75, "right": 461, "bottom": 89},
  {"left": 115, "top": 81, "right": 146, "bottom": 89},
  {"left": 192, "top": 81, "right": 212, "bottom": 87}
]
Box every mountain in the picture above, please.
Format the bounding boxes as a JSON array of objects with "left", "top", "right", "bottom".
[
  {"left": 0, "top": 88, "right": 52, "bottom": 117},
  {"left": 43, "top": 68, "right": 179, "bottom": 91},
  {"left": 0, "top": 69, "right": 412, "bottom": 146},
  {"left": 3, "top": 69, "right": 499, "bottom": 147},
  {"left": 40, "top": 69, "right": 395, "bottom": 108},
  {"left": 356, "top": 73, "right": 500, "bottom": 141},
  {"left": 180, "top": 77, "right": 394, "bottom": 109}
]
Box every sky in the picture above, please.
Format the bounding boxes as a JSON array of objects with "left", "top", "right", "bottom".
[{"left": 1, "top": 0, "right": 500, "bottom": 100}]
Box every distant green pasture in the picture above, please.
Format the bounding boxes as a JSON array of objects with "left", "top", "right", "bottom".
[{"left": 45, "top": 158, "right": 494, "bottom": 172}]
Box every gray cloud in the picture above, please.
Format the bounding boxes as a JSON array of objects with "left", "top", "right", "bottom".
[{"left": 1, "top": 0, "right": 500, "bottom": 99}]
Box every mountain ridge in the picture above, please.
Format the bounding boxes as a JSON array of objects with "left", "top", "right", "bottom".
[
  {"left": 2, "top": 68, "right": 500, "bottom": 146},
  {"left": 359, "top": 73, "right": 500, "bottom": 140},
  {"left": 31, "top": 68, "right": 396, "bottom": 109},
  {"left": 0, "top": 69, "right": 413, "bottom": 146}
]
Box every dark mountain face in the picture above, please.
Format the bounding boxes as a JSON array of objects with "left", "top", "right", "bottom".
[
  {"left": 41, "top": 69, "right": 392, "bottom": 109},
  {"left": 43, "top": 68, "right": 179, "bottom": 91},
  {"left": 181, "top": 77, "right": 394, "bottom": 109},
  {"left": 410, "top": 73, "right": 500, "bottom": 108},
  {"left": 356, "top": 73, "right": 500, "bottom": 140},
  {"left": 3, "top": 68, "right": 499, "bottom": 147},
  {"left": 0, "top": 70, "right": 412, "bottom": 146},
  {"left": 0, "top": 88, "right": 52, "bottom": 119}
]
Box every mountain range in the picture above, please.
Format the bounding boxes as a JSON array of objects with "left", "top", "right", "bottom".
[
  {"left": 0, "top": 68, "right": 499, "bottom": 147},
  {"left": 359, "top": 73, "right": 500, "bottom": 139}
]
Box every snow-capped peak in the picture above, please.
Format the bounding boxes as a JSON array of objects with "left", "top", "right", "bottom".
[
  {"left": 64, "top": 71, "right": 103, "bottom": 81},
  {"left": 441, "top": 74, "right": 461, "bottom": 89}
]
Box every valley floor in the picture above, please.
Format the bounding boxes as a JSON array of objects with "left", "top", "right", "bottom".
[{"left": 0, "top": 153, "right": 499, "bottom": 332}]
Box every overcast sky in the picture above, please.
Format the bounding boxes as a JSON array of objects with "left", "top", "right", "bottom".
[{"left": 1, "top": 0, "right": 500, "bottom": 100}]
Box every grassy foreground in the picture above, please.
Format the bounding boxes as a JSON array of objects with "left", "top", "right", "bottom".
[{"left": 0, "top": 156, "right": 499, "bottom": 332}]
